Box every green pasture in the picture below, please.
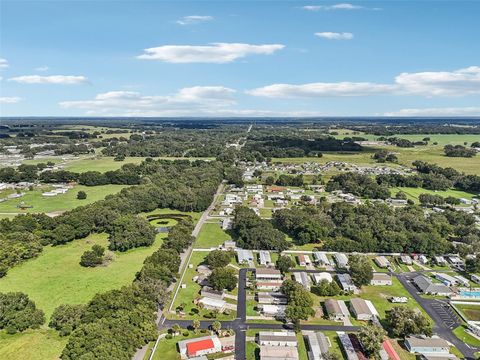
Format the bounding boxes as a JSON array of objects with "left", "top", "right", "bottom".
[
  {"left": 0, "top": 329, "right": 67, "bottom": 360},
  {"left": 195, "top": 222, "right": 231, "bottom": 248},
  {"left": 390, "top": 186, "right": 476, "bottom": 203}
]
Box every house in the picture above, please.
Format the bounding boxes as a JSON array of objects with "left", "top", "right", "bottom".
[
  {"left": 298, "top": 254, "right": 307, "bottom": 267},
  {"left": 237, "top": 249, "right": 254, "bottom": 264},
  {"left": 418, "top": 255, "right": 429, "bottom": 265},
  {"left": 256, "top": 280, "right": 284, "bottom": 291},
  {"left": 375, "top": 256, "right": 390, "bottom": 269},
  {"left": 304, "top": 255, "right": 312, "bottom": 266},
  {"left": 178, "top": 335, "right": 222, "bottom": 359},
  {"left": 198, "top": 297, "right": 226, "bottom": 312},
  {"left": 222, "top": 218, "right": 233, "bottom": 230},
  {"left": 400, "top": 255, "right": 413, "bottom": 265},
  {"left": 434, "top": 256, "right": 447, "bottom": 266},
  {"left": 324, "top": 299, "right": 346, "bottom": 321},
  {"left": 258, "top": 331, "right": 297, "bottom": 347},
  {"left": 259, "top": 251, "right": 272, "bottom": 266},
  {"left": 454, "top": 275, "right": 470, "bottom": 287},
  {"left": 197, "top": 265, "right": 212, "bottom": 276},
  {"left": 259, "top": 305, "right": 287, "bottom": 318},
  {"left": 349, "top": 298, "right": 377, "bottom": 321},
  {"left": 257, "top": 292, "right": 288, "bottom": 305},
  {"left": 313, "top": 252, "right": 331, "bottom": 266},
  {"left": 293, "top": 272, "right": 311, "bottom": 290},
  {"left": 337, "top": 273, "right": 357, "bottom": 292},
  {"left": 222, "top": 240, "right": 236, "bottom": 250},
  {"left": 448, "top": 256, "right": 463, "bottom": 265},
  {"left": 334, "top": 253, "right": 349, "bottom": 268},
  {"left": 434, "top": 273, "right": 459, "bottom": 287},
  {"left": 413, "top": 275, "right": 452, "bottom": 296},
  {"left": 260, "top": 346, "right": 299, "bottom": 360},
  {"left": 304, "top": 332, "right": 330, "bottom": 360},
  {"left": 256, "top": 268, "right": 282, "bottom": 281},
  {"left": 471, "top": 274, "right": 480, "bottom": 285},
  {"left": 312, "top": 272, "right": 333, "bottom": 284},
  {"left": 404, "top": 337, "right": 450, "bottom": 355},
  {"left": 337, "top": 332, "right": 359, "bottom": 360},
  {"left": 200, "top": 287, "right": 224, "bottom": 300},
  {"left": 371, "top": 273, "right": 393, "bottom": 286}
]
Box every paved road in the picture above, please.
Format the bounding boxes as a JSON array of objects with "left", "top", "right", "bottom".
[{"left": 397, "top": 272, "right": 479, "bottom": 360}]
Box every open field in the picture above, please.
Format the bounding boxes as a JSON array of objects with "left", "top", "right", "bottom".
[
  {"left": 0, "top": 233, "right": 166, "bottom": 320},
  {"left": 194, "top": 222, "right": 231, "bottom": 248},
  {"left": 455, "top": 303, "right": 480, "bottom": 321},
  {"left": 0, "top": 329, "right": 68, "bottom": 360},
  {"left": 390, "top": 186, "right": 476, "bottom": 203},
  {"left": 0, "top": 184, "right": 126, "bottom": 215},
  {"left": 453, "top": 325, "right": 480, "bottom": 347}
]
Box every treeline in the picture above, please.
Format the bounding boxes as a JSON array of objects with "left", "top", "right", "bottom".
[
  {"left": 0, "top": 163, "right": 141, "bottom": 185},
  {"left": 349, "top": 124, "right": 480, "bottom": 136},
  {"left": 231, "top": 206, "right": 290, "bottom": 251},
  {"left": 243, "top": 135, "right": 363, "bottom": 158},
  {"left": 0, "top": 160, "right": 223, "bottom": 277},
  {"left": 326, "top": 173, "right": 391, "bottom": 199},
  {"left": 60, "top": 218, "right": 195, "bottom": 359},
  {"left": 380, "top": 161, "right": 480, "bottom": 193},
  {"left": 272, "top": 202, "right": 479, "bottom": 255}
]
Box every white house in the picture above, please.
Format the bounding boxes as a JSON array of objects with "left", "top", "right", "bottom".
[
  {"left": 370, "top": 273, "right": 392, "bottom": 286},
  {"left": 311, "top": 272, "right": 333, "bottom": 284}
]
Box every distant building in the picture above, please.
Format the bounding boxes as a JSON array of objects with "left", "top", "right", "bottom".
[
  {"left": 413, "top": 275, "right": 452, "bottom": 296},
  {"left": 258, "top": 331, "right": 297, "bottom": 347},
  {"left": 304, "top": 332, "right": 330, "bottom": 360},
  {"left": 337, "top": 273, "right": 357, "bottom": 292},
  {"left": 237, "top": 249, "right": 254, "bottom": 264},
  {"left": 200, "top": 287, "right": 224, "bottom": 300},
  {"left": 257, "top": 292, "right": 287, "bottom": 305},
  {"left": 471, "top": 274, "right": 480, "bottom": 284},
  {"left": 298, "top": 254, "right": 307, "bottom": 267},
  {"left": 259, "top": 251, "right": 272, "bottom": 266},
  {"left": 434, "top": 273, "right": 460, "bottom": 287},
  {"left": 177, "top": 335, "right": 222, "bottom": 359},
  {"left": 434, "top": 256, "right": 447, "bottom": 266},
  {"left": 404, "top": 337, "right": 450, "bottom": 355},
  {"left": 260, "top": 346, "right": 299, "bottom": 360},
  {"left": 375, "top": 256, "right": 390, "bottom": 269},
  {"left": 222, "top": 240, "right": 236, "bottom": 250},
  {"left": 313, "top": 252, "right": 331, "bottom": 266},
  {"left": 454, "top": 275, "right": 469, "bottom": 287},
  {"left": 198, "top": 297, "right": 226, "bottom": 312},
  {"left": 349, "top": 298, "right": 377, "bottom": 321},
  {"left": 311, "top": 272, "right": 333, "bottom": 284},
  {"left": 324, "top": 299, "right": 346, "bottom": 321},
  {"left": 418, "top": 255, "right": 429, "bottom": 265},
  {"left": 334, "top": 253, "right": 349, "bottom": 268},
  {"left": 400, "top": 255, "right": 413, "bottom": 265},
  {"left": 256, "top": 280, "right": 284, "bottom": 291},
  {"left": 293, "top": 272, "right": 311, "bottom": 290},
  {"left": 337, "top": 332, "right": 359, "bottom": 360},
  {"left": 256, "top": 268, "right": 282, "bottom": 281},
  {"left": 390, "top": 297, "right": 408, "bottom": 303},
  {"left": 371, "top": 273, "right": 393, "bottom": 286},
  {"left": 259, "top": 305, "right": 287, "bottom": 318}
]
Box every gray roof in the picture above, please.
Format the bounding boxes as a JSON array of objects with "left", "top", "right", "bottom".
[
  {"left": 406, "top": 337, "right": 450, "bottom": 348},
  {"left": 305, "top": 332, "right": 330, "bottom": 355}
]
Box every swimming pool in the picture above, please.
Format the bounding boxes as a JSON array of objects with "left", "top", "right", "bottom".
[{"left": 459, "top": 290, "right": 480, "bottom": 298}]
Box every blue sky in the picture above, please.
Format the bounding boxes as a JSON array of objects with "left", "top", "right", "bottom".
[{"left": 0, "top": 0, "right": 479, "bottom": 117}]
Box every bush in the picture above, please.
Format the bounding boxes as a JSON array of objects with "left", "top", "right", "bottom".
[
  {"left": 76, "top": 191, "right": 87, "bottom": 200},
  {"left": 0, "top": 292, "right": 45, "bottom": 333},
  {"left": 49, "top": 304, "right": 85, "bottom": 336},
  {"left": 79, "top": 245, "right": 105, "bottom": 267}
]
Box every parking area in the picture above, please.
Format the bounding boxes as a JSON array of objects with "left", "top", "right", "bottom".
[{"left": 430, "top": 300, "right": 461, "bottom": 329}]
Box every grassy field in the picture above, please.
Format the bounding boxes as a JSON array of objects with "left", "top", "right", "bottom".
[
  {"left": 0, "top": 329, "right": 68, "bottom": 360},
  {"left": 152, "top": 331, "right": 206, "bottom": 360},
  {"left": 455, "top": 303, "right": 480, "bottom": 321},
  {"left": 194, "top": 222, "right": 232, "bottom": 248},
  {"left": 0, "top": 184, "right": 126, "bottom": 215},
  {"left": 453, "top": 324, "right": 480, "bottom": 347},
  {"left": 0, "top": 233, "right": 166, "bottom": 320},
  {"left": 390, "top": 186, "right": 476, "bottom": 203}
]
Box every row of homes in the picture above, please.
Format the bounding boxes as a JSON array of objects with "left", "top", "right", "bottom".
[
  {"left": 258, "top": 331, "right": 299, "bottom": 360},
  {"left": 325, "top": 298, "right": 379, "bottom": 321}
]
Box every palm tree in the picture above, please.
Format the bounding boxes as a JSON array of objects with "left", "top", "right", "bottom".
[
  {"left": 211, "top": 321, "right": 221, "bottom": 334},
  {"left": 192, "top": 319, "right": 200, "bottom": 333},
  {"left": 172, "top": 324, "right": 181, "bottom": 337}
]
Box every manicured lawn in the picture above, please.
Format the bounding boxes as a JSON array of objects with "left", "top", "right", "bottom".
[
  {"left": 390, "top": 186, "right": 476, "bottom": 203},
  {"left": 169, "top": 251, "right": 236, "bottom": 321},
  {"left": 246, "top": 341, "right": 260, "bottom": 360},
  {"left": 0, "top": 329, "right": 68, "bottom": 360},
  {"left": 152, "top": 330, "right": 209, "bottom": 360},
  {"left": 0, "top": 184, "right": 126, "bottom": 214},
  {"left": 453, "top": 324, "right": 480, "bottom": 347},
  {"left": 195, "top": 223, "right": 231, "bottom": 248},
  {"left": 0, "top": 233, "right": 166, "bottom": 319}
]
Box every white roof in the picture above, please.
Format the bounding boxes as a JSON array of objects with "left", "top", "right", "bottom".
[{"left": 199, "top": 297, "right": 226, "bottom": 308}]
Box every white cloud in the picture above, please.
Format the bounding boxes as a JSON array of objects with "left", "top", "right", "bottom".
[
  {"left": 303, "top": 3, "right": 363, "bottom": 11},
  {"left": 137, "top": 43, "right": 285, "bottom": 63},
  {"left": 247, "top": 82, "right": 395, "bottom": 97},
  {"left": 35, "top": 66, "right": 49, "bottom": 72},
  {"left": 176, "top": 15, "right": 213, "bottom": 25},
  {"left": 395, "top": 66, "right": 480, "bottom": 96},
  {"left": 60, "top": 86, "right": 237, "bottom": 113},
  {"left": 384, "top": 107, "right": 480, "bottom": 116},
  {"left": 0, "top": 96, "right": 21, "bottom": 104},
  {"left": 0, "top": 58, "right": 8, "bottom": 69},
  {"left": 248, "top": 66, "right": 480, "bottom": 98},
  {"left": 8, "top": 75, "right": 88, "bottom": 84},
  {"left": 315, "top": 32, "right": 353, "bottom": 40}
]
